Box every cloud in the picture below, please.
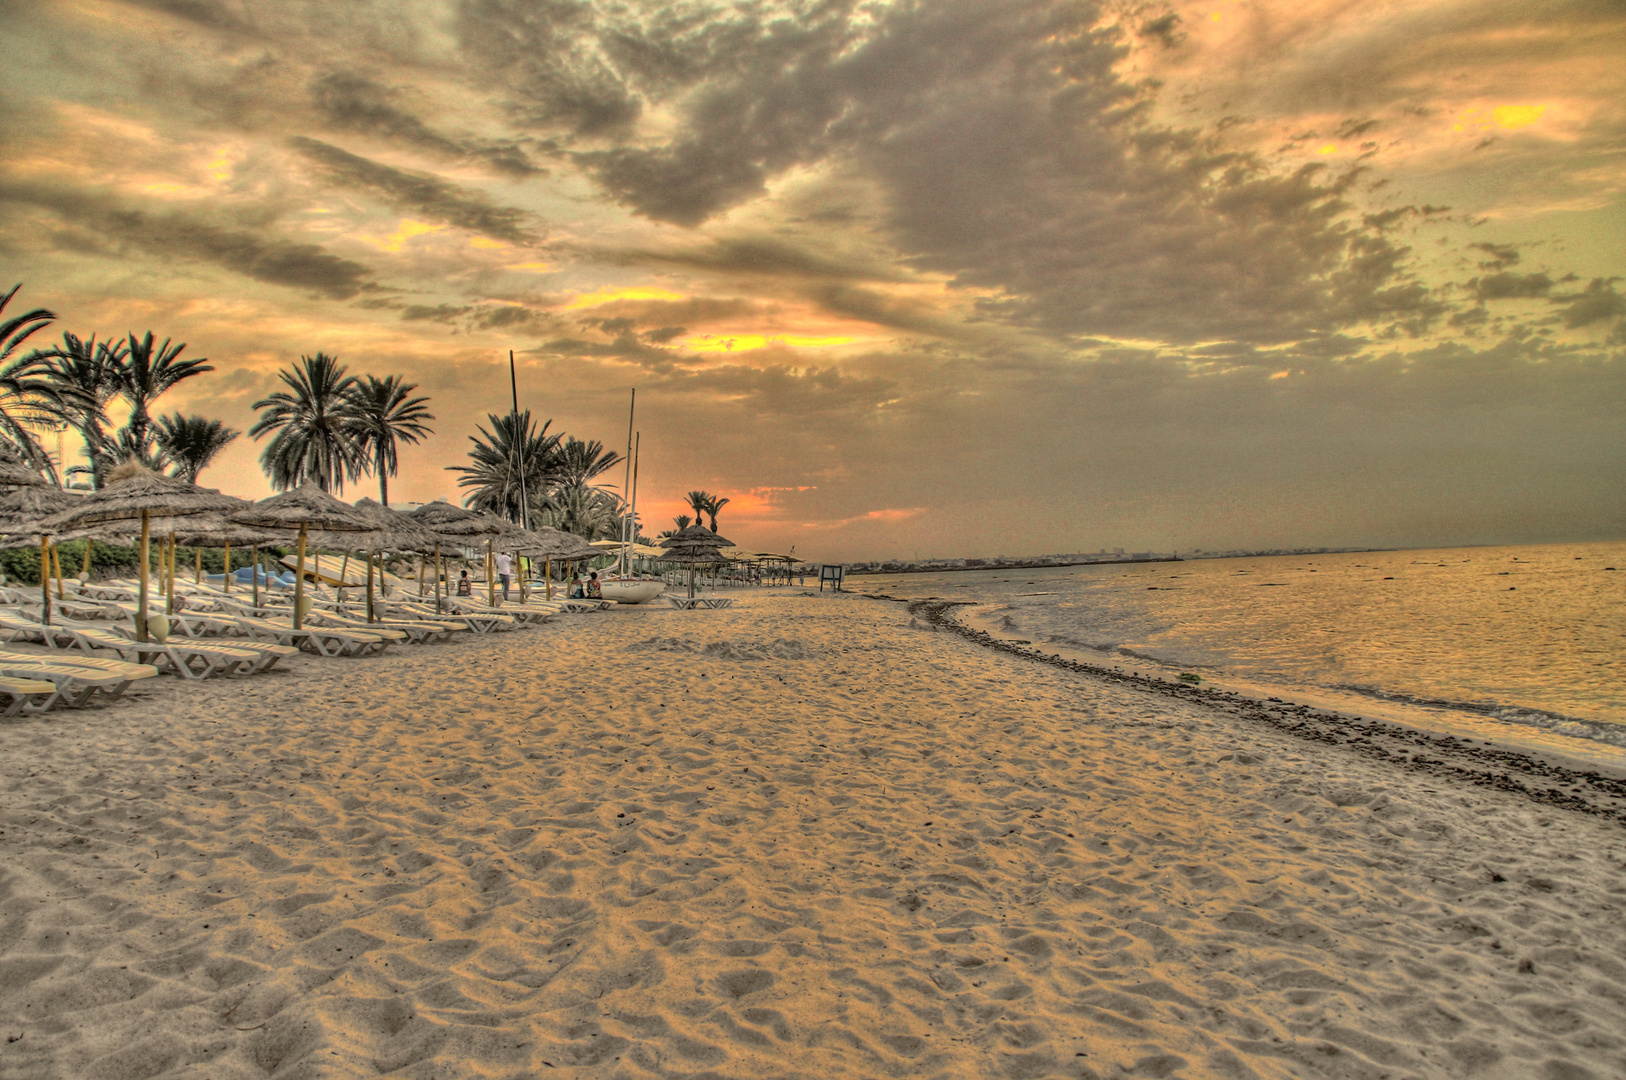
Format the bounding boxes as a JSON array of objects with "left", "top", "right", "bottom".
[
  {"left": 309, "top": 71, "right": 541, "bottom": 177},
  {"left": 1556, "top": 278, "right": 1625, "bottom": 329},
  {"left": 0, "top": 179, "right": 373, "bottom": 298},
  {"left": 290, "top": 137, "right": 541, "bottom": 244}
]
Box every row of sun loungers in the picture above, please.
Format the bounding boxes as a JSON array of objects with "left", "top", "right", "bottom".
[{"left": 0, "top": 576, "right": 606, "bottom": 718}]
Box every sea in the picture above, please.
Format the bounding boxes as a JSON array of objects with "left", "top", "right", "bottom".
[{"left": 854, "top": 542, "right": 1626, "bottom": 765}]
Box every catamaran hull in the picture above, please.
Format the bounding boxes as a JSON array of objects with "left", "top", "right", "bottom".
[{"left": 600, "top": 579, "right": 666, "bottom": 604}]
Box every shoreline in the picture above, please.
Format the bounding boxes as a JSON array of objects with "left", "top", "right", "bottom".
[{"left": 898, "top": 597, "right": 1626, "bottom": 824}]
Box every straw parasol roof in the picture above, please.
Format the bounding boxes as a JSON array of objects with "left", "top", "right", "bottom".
[
  {"left": 0, "top": 486, "right": 78, "bottom": 537},
  {"left": 342, "top": 498, "right": 442, "bottom": 554},
  {"left": 0, "top": 441, "right": 49, "bottom": 489},
  {"left": 408, "top": 499, "right": 503, "bottom": 543},
  {"left": 159, "top": 511, "right": 286, "bottom": 548},
  {"left": 42, "top": 471, "right": 247, "bottom": 531},
  {"left": 660, "top": 523, "right": 734, "bottom": 558},
  {"left": 231, "top": 483, "right": 376, "bottom": 533},
  {"left": 515, "top": 524, "right": 597, "bottom": 560}
]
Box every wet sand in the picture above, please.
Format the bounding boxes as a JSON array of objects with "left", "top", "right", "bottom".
[{"left": 2, "top": 592, "right": 1624, "bottom": 1079}]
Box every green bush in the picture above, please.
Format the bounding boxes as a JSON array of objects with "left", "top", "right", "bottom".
[{"left": 0, "top": 540, "right": 294, "bottom": 586}]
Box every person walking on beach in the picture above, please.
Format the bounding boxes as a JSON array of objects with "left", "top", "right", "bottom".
[{"left": 496, "top": 551, "right": 513, "bottom": 601}]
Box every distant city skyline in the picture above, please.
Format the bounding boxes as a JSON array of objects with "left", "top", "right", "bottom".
[{"left": 3, "top": 0, "right": 1621, "bottom": 560}]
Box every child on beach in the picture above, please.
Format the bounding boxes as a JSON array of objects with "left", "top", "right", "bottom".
[{"left": 456, "top": 570, "right": 472, "bottom": 596}]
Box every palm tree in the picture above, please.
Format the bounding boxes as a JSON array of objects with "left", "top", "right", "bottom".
[
  {"left": 686, "top": 489, "right": 711, "bottom": 522},
  {"left": 553, "top": 437, "right": 623, "bottom": 490},
  {"left": 673, "top": 513, "right": 692, "bottom": 530},
  {"left": 348, "top": 375, "right": 434, "bottom": 505},
  {"left": 110, "top": 331, "right": 213, "bottom": 455},
  {"left": 36, "top": 332, "right": 123, "bottom": 488},
  {"left": 153, "top": 413, "right": 239, "bottom": 483},
  {"left": 447, "top": 410, "right": 561, "bottom": 521},
  {"left": 702, "top": 494, "right": 730, "bottom": 532},
  {"left": 250, "top": 353, "right": 359, "bottom": 492},
  {"left": 536, "top": 482, "right": 624, "bottom": 540},
  {"left": 0, "top": 284, "right": 90, "bottom": 476}
]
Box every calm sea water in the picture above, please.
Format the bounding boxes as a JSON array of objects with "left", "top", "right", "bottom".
[{"left": 858, "top": 543, "right": 1626, "bottom": 752}]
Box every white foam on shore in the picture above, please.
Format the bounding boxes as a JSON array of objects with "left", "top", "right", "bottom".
[{"left": 2, "top": 594, "right": 1623, "bottom": 1079}]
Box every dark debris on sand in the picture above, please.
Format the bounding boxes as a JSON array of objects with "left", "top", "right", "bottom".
[{"left": 899, "top": 599, "right": 1626, "bottom": 827}]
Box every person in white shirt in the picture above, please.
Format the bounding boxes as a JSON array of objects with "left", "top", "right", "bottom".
[{"left": 496, "top": 551, "right": 514, "bottom": 601}]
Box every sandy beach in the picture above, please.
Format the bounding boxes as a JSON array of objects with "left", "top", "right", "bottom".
[{"left": 3, "top": 592, "right": 1624, "bottom": 1080}]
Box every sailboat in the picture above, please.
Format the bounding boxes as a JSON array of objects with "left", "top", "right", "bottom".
[{"left": 599, "top": 390, "right": 667, "bottom": 604}]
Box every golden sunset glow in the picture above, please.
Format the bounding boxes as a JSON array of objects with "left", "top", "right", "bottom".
[
  {"left": 367, "top": 220, "right": 446, "bottom": 253},
  {"left": 563, "top": 287, "right": 688, "bottom": 309}
]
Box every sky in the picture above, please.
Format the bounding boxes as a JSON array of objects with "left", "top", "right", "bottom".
[{"left": 1, "top": 0, "right": 1621, "bottom": 561}]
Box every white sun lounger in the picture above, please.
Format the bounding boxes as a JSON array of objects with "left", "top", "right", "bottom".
[
  {"left": 0, "top": 675, "right": 61, "bottom": 716},
  {"left": 232, "top": 613, "right": 388, "bottom": 657},
  {"left": 385, "top": 601, "right": 516, "bottom": 634},
  {"left": 0, "top": 650, "right": 159, "bottom": 706}
]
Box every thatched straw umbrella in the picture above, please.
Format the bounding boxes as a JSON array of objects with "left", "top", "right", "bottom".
[
  {"left": 41, "top": 470, "right": 247, "bottom": 640},
  {"left": 0, "top": 442, "right": 49, "bottom": 490},
  {"left": 231, "top": 484, "right": 375, "bottom": 629},
  {"left": 163, "top": 512, "right": 286, "bottom": 606},
  {"left": 0, "top": 487, "right": 79, "bottom": 620},
  {"left": 659, "top": 524, "right": 734, "bottom": 600},
  {"left": 345, "top": 498, "right": 440, "bottom": 621},
  {"left": 407, "top": 500, "right": 501, "bottom": 613}
]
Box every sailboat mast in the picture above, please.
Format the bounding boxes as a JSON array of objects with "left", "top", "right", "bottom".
[
  {"left": 628, "top": 431, "right": 641, "bottom": 572},
  {"left": 620, "top": 389, "right": 635, "bottom": 577},
  {"left": 510, "top": 350, "right": 528, "bottom": 532}
]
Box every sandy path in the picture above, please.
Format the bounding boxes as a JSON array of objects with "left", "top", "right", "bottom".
[{"left": 1, "top": 593, "right": 1623, "bottom": 1079}]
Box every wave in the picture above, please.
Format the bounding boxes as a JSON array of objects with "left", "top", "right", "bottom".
[{"left": 1330, "top": 683, "right": 1626, "bottom": 749}]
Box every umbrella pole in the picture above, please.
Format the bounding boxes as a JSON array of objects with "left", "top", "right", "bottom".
[
  {"left": 418, "top": 554, "right": 425, "bottom": 597},
  {"left": 39, "top": 534, "right": 51, "bottom": 625},
  {"left": 434, "top": 542, "right": 443, "bottom": 614},
  {"left": 487, "top": 538, "right": 495, "bottom": 606},
  {"left": 251, "top": 543, "right": 259, "bottom": 609},
  {"left": 166, "top": 531, "right": 176, "bottom": 615},
  {"left": 688, "top": 562, "right": 696, "bottom": 600},
  {"left": 80, "top": 539, "right": 93, "bottom": 581},
  {"left": 293, "top": 522, "right": 308, "bottom": 630},
  {"left": 136, "top": 510, "right": 150, "bottom": 642},
  {"left": 222, "top": 541, "right": 231, "bottom": 594},
  {"left": 367, "top": 547, "right": 376, "bottom": 622},
  {"left": 195, "top": 545, "right": 202, "bottom": 585},
  {"left": 519, "top": 556, "right": 527, "bottom": 604},
  {"left": 545, "top": 556, "right": 552, "bottom": 601},
  {"left": 52, "top": 540, "right": 65, "bottom": 600},
  {"left": 339, "top": 551, "right": 350, "bottom": 596}
]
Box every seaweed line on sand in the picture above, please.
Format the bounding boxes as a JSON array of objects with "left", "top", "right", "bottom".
[{"left": 896, "top": 597, "right": 1626, "bottom": 826}]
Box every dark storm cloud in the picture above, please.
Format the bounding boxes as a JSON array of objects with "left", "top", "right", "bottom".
[
  {"left": 309, "top": 72, "right": 541, "bottom": 177},
  {"left": 0, "top": 180, "right": 373, "bottom": 299},
  {"left": 493, "top": 0, "right": 1450, "bottom": 345},
  {"left": 290, "top": 137, "right": 540, "bottom": 243},
  {"left": 622, "top": 237, "right": 908, "bottom": 284}
]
